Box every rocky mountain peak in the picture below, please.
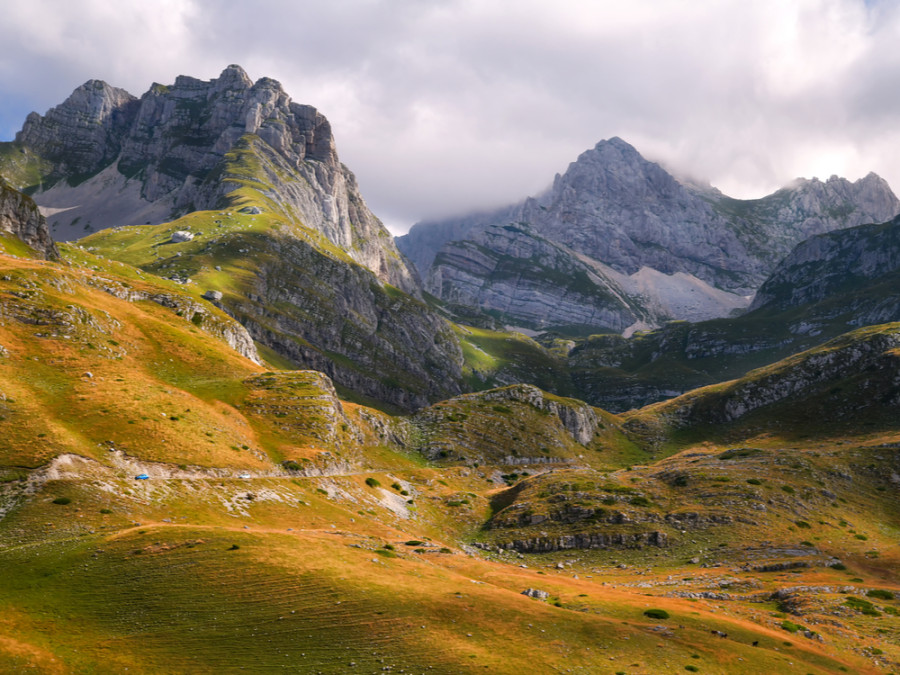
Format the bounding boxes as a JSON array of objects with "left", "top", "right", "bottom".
[
  {"left": 16, "top": 79, "right": 138, "bottom": 175},
  {"left": 217, "top": 63, "right": 254, "bottom": 90},
  {"left": 5, "top": 66, "right": 417, "bottom": 294},
  {"left": 400, "top": 137, "right": 900, "bottom": 331}
]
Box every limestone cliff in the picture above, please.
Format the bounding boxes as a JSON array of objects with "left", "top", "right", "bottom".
[{"left": 0, "top": 178, "right": 58, "bottom": 259}]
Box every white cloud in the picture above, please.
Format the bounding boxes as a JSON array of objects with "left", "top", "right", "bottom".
[{"left": 1, "top": 0, "right": 900, "bottom": 231}]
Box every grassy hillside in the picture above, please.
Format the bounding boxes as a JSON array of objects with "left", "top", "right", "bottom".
[{"left": 1, "top": 248, "right": 899, "bottom": 672}]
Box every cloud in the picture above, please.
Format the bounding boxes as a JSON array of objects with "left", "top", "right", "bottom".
[{"left": 1, "top": 0, "right": 899, "bottom": 232}]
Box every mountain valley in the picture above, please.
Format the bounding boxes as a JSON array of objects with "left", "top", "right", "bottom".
[{"left": 1, "top": 67, "right": 899, "bottom": 674}]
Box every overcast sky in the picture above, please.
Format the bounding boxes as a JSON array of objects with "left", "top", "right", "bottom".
[{"left": 2, "top": 0, "right": 899, "bottom": 233}]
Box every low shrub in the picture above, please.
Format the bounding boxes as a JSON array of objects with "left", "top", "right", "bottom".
[
  {"left": 844, "top": 596, "right": 880, "bottom": 616},
  {"left": 51, "top": 497, "right": 71, "bottom": 505},
  {"left": 866, "top": 589, "right": 894, "bottom": 601},
  {"left": 643, "top": 608, "right": 669, "bottom": 620},
  {"left": 365, "top": 477, "right": 381, "bottom": 488}
]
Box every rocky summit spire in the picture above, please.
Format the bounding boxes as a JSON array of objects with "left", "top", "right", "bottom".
[{"left": 216, "top": 64, "right": 253, "bottom": 90}]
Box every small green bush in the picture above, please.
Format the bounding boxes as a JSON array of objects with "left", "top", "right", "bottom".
[
  {"left": 866, "top": 589, "right": 894, "bottom": 601},
  {"left": 404, "top": 540, "right": 424, "bottom": 546},
  {"left": 854, "top": 533, "right": 868, "bottom": 540},
  {"left": 685, "top": 666, "right": 699, "bottom": 673},
  {"left": 780, "top": 620, "right": 802, "bottom": 633},
  {"left": 795, "top": 520, "right": 812, "bottom": 529},
  {"left": 831, "top": 563, "right": 847, "bottom": 571},
  {"left": 629, "top": 496, "right": 651, "bottom": 507},
  {"left": 844, "top": 596, "right": 880, "bottom": 616},
  {"left": 51, "top": 497, "right": 71, "bottom": 505},
  {"left": 643, "top": 608, "right": 669, "bottom": 620},
  {"left": 746, "top": 478, "right": 763, "bottom": 485},
  {"left": 365, "top": 477, "right": 381, "bottom": 488},
  {"left": 781, "top": 485, "right": 796, "bottom": 494}
]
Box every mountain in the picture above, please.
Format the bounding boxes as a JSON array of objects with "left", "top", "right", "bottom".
[
  {"left": 398, "top": 137, "right": 900, "bottom": 331},
  {"left": 749, "top": 214, "right": 900, "bottom": 318},
  {"left": 8, "top": 65, "right": 416, "bottom": 293},
  {"left": 1, "top": 67, "right": 465, "bottom": 411}
]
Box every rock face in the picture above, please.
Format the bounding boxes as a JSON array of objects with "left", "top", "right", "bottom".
[
  {"left": 232, "top": 232, "right": 464, "bottom": 410},
  {"left": 502, "top": 531, "right": 668, "bottom": 553},
  {"left": 749, "top": 215, "right": 900, "bottom": 316},
  {"left": 8, "top": 65, "right": 416, "bottom": 294},
  {"left": 16, "top": 79, "right": 139, "bottom": 178},
  {"left": 426, "top": 223, "right": 653, "bottom": 333},
  {"left": 399, "top": 137, "right": 900, "bottom": 328},
  {"left": 0, "top": 178, "right": 58, "bottom": 258}
]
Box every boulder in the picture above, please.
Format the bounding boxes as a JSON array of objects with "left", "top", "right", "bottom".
[
  {"left": 171, "top": 231, "right": 194, "bottom": 243},
  {"left": 521, "top": 588, "right": 549, "bottom": 600}
]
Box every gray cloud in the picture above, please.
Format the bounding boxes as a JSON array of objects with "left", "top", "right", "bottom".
[{"left": 1, "top": 0, "right": 899, "bottom": 233}]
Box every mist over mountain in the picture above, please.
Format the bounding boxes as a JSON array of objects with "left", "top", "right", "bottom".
[{"left": 399, "top": 137, "right": 900, "bottom": 331}]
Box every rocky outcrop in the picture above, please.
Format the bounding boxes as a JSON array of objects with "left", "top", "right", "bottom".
[
  {"left": 0, "top": 178, "right": 58, "bottom": 259},
  {"left": 464, "top": 384, "right": 599, "bottom": 445},
  {"left": 502, "top": 530, "right": 668, "bottom": 553},
  {"left": 399, "top": 137, "right": 899, "bottom": 326},
  {"left": 16, "top": 79, "right": 139, "bottom": 178}
]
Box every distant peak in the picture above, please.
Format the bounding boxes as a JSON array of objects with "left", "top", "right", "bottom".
[{"left": 594, "top": 136, "right": 635, "bottom": 151}]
